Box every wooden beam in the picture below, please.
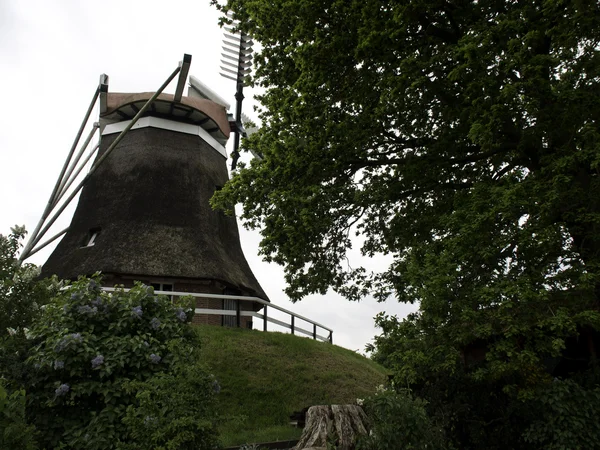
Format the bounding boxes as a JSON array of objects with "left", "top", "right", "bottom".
[
  {"left": 174, "top": 54, "right": 192, "bottom": 103},
  {"left": 99, "top": 74, "right": 109, "bottom": 114}
]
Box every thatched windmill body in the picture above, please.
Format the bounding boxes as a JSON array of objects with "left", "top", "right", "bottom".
[{"left": 25, "top": 46, "right": 267, "bottom": 328}]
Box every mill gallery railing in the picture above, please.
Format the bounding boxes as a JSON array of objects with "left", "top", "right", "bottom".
[{"left": 101, "top": 287, "right": 333, "bottom": 344}]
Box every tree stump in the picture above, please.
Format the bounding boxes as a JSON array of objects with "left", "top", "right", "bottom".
[{"left": 294, "top": 405, "right": 370, "bottom": 450}]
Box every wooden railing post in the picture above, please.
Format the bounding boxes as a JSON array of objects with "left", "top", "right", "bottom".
[
  {"left": 329, "top": 331, "right": 333, "bottom": 344},
  {"left": 313, "top": 324, "right": 317, "bottom": 340},
  {"left": 291, "top": 315, "right": 295, "bottom": 335},
  {"left": 236, "top": 300, "right": 241, "bottom": 328},
  {"left": 263, "top": 305, "right": 268, "bottom": 331}
]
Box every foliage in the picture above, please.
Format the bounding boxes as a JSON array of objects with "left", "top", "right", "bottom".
[
  {"left": 25, "top": 277, "right": 203, "bottom": 449},
  {"left": 357, "top": 388, "right": 444, "bottom": 450},
  {"left": 211, "top": 0, "right": 600, "bottom": 304},
  {"left": 209, "top": 0, "right": 600, "bottom": 445},
  {"left": 122, "top": 360, "right": 220, "bottom": 450},
  {"left": 0, "top": 227, "right": 57, "bottom": 385},
  {"left": 0, "top": 382, "right": 38, "bottom": 450},
  {"left": 523, "top": 378, "right": 600, "bottom": 449}
]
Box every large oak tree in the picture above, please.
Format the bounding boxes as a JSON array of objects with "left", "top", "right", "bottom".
[{"left": 211, "top": 0, "right": 600, "bottom": 436}]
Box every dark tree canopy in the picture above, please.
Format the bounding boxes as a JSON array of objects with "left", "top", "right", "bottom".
[
  {"left": 212, "top": 0, "right": 600, "bottom": 393},
  {"left": 212, "top": 0, "right": 600, "bottom": 303},
  {"left": 216, "top": 2, "right": 600, "bottom": 445}
]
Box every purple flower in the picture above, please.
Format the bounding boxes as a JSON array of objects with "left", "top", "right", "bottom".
[
  {"left": 71, "top": 333, "right": 82, "bottom": 341},
  {"left": 70, "top": 292, "right": 81, "bottom": 301},
  {"left": 88, "top": 280, "right": 99, "bottom": 292},
  {"left": 54, "top": 340, "right": 67, "bottom": 352},
  {"left": 55, "top": 333, "right": 83, "bottom": 352},
  {"left": 175, "top": 307, "right": 187, "bottom": 322},
  {"left": 149, "top": 354, "right": 161, "bottom": 364},
  {"left": 144, "top": 416, "right": 157, "bottom": 426},
  {"left": 54, "top": 360, "right": 64, "bottom": 370},
  {"left": 131, "top": 306, "right": 143, "bottom": 318},
  {"left": 150, "top": 318, "right": 161, "bottom": 330},
  {"left": 91, "top": 355, "right": 104, "bottom": 368},
  {"left": 91, "top": 296, "right": 103, "bottom": 307},
  {"left": 212, "top": 380, "right": 221, "bottom": 394},
  {"left": 77, "top": 305, "right": 98, "bottom": 316},
  {"left": 143, "top": 341, "right": 149, "bottom": 347},
  {"left": 55, "top": 383, "right": 70, "bottom": 397}
]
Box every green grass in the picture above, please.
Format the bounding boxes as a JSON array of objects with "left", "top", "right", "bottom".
[{"left": 195, "top": 326, "right": 388, "bottom": 447}]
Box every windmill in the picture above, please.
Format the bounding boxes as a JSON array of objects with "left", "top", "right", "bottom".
[
  {"left": 17, "top": 27, "right": 333, "bottom": 341},
  {"left": 20, "top": 53, "right": 268, "bottom": 329}
]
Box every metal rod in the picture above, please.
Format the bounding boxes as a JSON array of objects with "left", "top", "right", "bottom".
[
  {"left": 174, "top": 54, "right": 191, "bottom": 103},
  {"left": 54, "top": 124, "right": 99, "bottom": 206},
  {"left": 26, "top": 227, "right": 69, "bottom": 259},
  {"left": 19, "top": 86, "right": 100, "bottom": 261},
  {"left": 54, "top": 143, "right": 100, "bottom": 206},
  {"left": 231, "top": 81, "right": 244, "bottom": 170},
  {"left": 25, "top": 64, "right": 182, "bottom": 255},
  {"left": 291, "top": 315, "right": 295, "bottom": 335},
  {"left": 313, "top": 324, "right": 317, "bottom": 340}
]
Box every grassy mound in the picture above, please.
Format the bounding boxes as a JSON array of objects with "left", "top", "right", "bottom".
[{"left": 195, "top": 326, "right": 388, "bottom": 446}]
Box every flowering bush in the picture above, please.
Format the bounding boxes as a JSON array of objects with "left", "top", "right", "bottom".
[{"left": 25, "top": 277, "right": 216, "bottom": 449}]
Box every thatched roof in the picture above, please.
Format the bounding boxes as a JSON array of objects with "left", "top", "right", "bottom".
[{"left": 41, "top": 126, "right": 268, "bottom": 300}]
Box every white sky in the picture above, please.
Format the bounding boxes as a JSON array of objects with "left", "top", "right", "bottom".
[{"left": 0, "top": 0, "right": 415, "bottom": 352}]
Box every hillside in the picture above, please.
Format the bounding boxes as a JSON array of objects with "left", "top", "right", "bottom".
[{"left": 195, "top": 326, "right": 388, "bottom": 446}]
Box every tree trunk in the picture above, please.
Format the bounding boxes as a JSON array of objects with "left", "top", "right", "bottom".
[{"left": 294, "top": 405, "right": 370, "bottom": 450}]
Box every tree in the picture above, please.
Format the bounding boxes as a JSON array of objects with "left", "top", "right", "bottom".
[
  {"left": 0, "top": 227, "right": 57, "bottom": 390},
  {"left": 210, "top": 0, "right": 600, "bottom": 446},
  {"left": 0, "top": 227, "right": 54, "bottom": 340}
]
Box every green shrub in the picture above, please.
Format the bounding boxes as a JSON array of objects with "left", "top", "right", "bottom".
[
  {"left": 523, "top": 379, "right": 600, "bottom": 449},
  {"left": 0, "top": 227, "right": 57, "bottom": 386},
  {"left": 357, "top": 388, "right": 444, "bottom": 450},
  {"left": 0, "top": 382, "right": 38, "bottom": 450},
  {"left": 25, "top": 277, "right": 215, "bottom": 449},
  {"left": 122, "top": 361, "right": 220, "bottom": 450}
]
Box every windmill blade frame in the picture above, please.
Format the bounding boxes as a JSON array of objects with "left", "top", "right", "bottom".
[{"left": 218, "top": 13, "right": 255, "bottom": 171}]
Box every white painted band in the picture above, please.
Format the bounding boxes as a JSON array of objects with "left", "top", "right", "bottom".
[{"left": 102, "top": 116, "right": 227, "bottom": 158}]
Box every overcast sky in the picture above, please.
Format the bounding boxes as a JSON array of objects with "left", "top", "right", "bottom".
[{"left": 0, "top": 0, "right": 415, "bottom": 352}]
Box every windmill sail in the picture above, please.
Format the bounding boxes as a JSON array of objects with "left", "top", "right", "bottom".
[{"left": 219, "top": 14, "right": 254, "bottom": 170}]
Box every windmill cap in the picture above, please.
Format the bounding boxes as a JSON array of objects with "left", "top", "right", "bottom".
[{"left": 101, "top": 91, "right": 230, "bottom": 143}]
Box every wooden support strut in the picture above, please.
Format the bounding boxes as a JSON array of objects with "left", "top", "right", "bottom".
[
  {"left": 173, "top": 54, "right": 192, "bottom": 103},
  {"left": 24, "top": 63, "right": 184, "bottom": 255}
]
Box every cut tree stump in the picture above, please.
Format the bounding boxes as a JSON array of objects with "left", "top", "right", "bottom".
[{"left": 293, "top": 405, "right": 370, "bottom": 450}]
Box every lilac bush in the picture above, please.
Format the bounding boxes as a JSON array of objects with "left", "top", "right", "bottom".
[{"left": 25, "top": 278, "right": 210, "bottom": 450}]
